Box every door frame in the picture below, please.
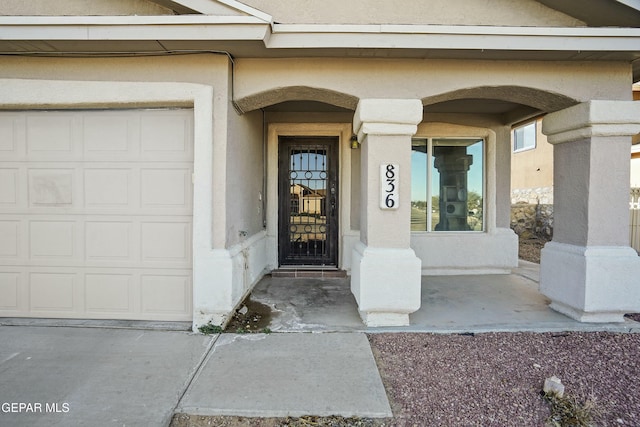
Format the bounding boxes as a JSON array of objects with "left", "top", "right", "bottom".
[
  {"left": 278, "top": 136, "right": 339, "bottom": 266},
  {"left": 266, "top": 123, "right": 354, "bottom": 270}
]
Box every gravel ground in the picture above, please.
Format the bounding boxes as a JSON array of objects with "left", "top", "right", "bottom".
[
  {"left": 369, "top": 331, "right": 640, "bottom": 427},
  {"left": 518, "top": 236, "right": 550, "bottom": 264}
]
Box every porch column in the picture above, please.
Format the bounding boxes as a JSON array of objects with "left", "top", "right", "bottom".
[
  {"left": 351, "top": 99, "right": 423, "bottom": 326},
  {"left": 540, "top": 101, "right": 640, "bottom": 322}
]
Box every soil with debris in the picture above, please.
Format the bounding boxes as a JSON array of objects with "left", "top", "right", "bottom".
[
  {"left": 171, "top": 415, "right": 387, "bottom": 427},
  {"left": 518, "top": 235, "right": 550, "bottom": 264},
  {"left": 224, "top": 298, "right": 274, "bottom": 334},
  {"left": 171, "top": 331, "right": 640, "bottom": 427}
]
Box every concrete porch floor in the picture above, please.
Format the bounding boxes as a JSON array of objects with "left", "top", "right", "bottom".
[{"left": 248, "top": 260, "right": 639, "bottom": 333}]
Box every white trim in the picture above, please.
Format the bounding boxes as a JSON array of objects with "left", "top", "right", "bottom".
[
  {"left": 268, "top": 24, "right": 640, "bottom": 51},
  {"left": 272, "top": 24, "right": 640, "bottom": 36},
  {"left": 0, "top": 15, "right": 268, "bottom": 25},
  {"left": 0, "top": 16, "right": 269, "bottom": 41},
  {"left": 0, "top": 17, "right": 638, "bottom": 55},
  {"left": 170, "top": 0, "right": 272, "bottom": 22},
  {"left": 613, "top": 0, "right": 640, "bottom": 12}
]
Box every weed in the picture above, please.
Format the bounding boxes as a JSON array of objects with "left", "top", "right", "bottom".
[
  {"left": 261, "top": 327, "right": 272, "bottom": 334},
  {"left": 543, "top": 391, "right": 600, "bottom": 427},
  {"left": 236, "top": 327, "right": 249, "bottom": 334},
  {"left": 197, "top": 323, "right": 223, "bottom": 335}
]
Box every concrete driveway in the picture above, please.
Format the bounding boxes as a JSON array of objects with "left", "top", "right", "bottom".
[{"left": 0, "top": 326, "right": 213, "bottom": 426}]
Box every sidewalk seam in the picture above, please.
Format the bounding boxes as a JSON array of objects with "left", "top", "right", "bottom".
[{"left": 166, "top": 333, "right": 220, "bottom": 426}]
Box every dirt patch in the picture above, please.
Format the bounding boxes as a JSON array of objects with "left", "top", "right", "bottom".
[
  {"left": 170, "top": 415, "right": 387, "bottom": 427},
  {"left": 224, "top": 297, "right": 275, "bottom": 333},
  {"left": 518, "top": 235, "right": 550, "bottom": 264}
]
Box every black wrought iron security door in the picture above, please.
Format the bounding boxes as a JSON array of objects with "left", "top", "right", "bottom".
[{"left": 278, "top": 137, "right": 338, "bottom": 266}]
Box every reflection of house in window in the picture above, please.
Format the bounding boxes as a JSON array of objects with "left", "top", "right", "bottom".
[{"left": 290, "top": 184, "right": 326, "bottom": 216}]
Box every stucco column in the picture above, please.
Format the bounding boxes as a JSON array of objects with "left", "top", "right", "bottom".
[
  {"left": 540, "top": 101, "right": 640, "bottom": 322},
  {"left": 351, "top": 99, "right": 423, "bottom": 326}
]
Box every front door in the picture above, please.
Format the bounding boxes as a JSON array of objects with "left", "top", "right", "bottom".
[{"left": 278, "top": 136, "right": 339, "bottom": 267}]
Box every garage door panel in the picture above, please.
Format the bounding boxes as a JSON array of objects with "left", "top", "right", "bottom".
[
  {"left": 29, "top": 272, "right": 78, "bottom": 312},
  {"left": 0, "top": 115, "right": 21, "bottom": 154},
  {"left": 0, "top": 271, "right": 21, "bottom": 310},
  {"left": 85, "top": 221, "right": 133, "bottom": 261},
  {"left": 141, "top": 221, "right": 191, "bottom": 264},
  {"left": 84, "top": 169, "right": 132, "bottom": 207},
  {"left": 140, "top": 113, "right": 192, "bottom": 160},
  {"left": 26, "top": 114, "right": 78, "bottom": 159},
  {"left": 0, "top": 221, "right": 20, "bottom": 258},
  {"left": 0, "top": 168, "right": 19, "bottom": 205},
  {"left": 0, "top": 109, "right": 193, "bottom": 322},
  {"left": 29, "top": 220, "right": 77, "bottom": 259},
  {"left": 85, "top": 273, "right": 133, "bottom": 314},
  {"left": 1, "top": 267, "right": 191, "bottom": 320},
  {"left": 141, "top": 168, "right": 191, "bottom": 208},
  {"left": 83, "top": 114, "right": 135, "bottom": 157},
  {"left": 141, "top": 274, "right": 191, "bottom": 315},
  {"left": 28, "top": 168, "right": 76, "bottom": 206}
]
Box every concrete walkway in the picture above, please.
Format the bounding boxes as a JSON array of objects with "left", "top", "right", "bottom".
[
  {"left": 249, "top": 261, "right": 639, "bottom": 334},
  {"left": 2, "top": 262, "right": 639, "bottom": 426},
  {"left": 177, "top": 333, "right": 391, "bottom": 418}
]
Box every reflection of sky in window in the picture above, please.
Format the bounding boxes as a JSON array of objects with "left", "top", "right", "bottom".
[
  {"left": 411, "top": 150, "right": 428, "bottom": 201},
  {"left": 411, "top": 140, "right": 483, "bottom": 201},
  {"left": 290, "top": 151, "right": 327, "bottom": 190}
]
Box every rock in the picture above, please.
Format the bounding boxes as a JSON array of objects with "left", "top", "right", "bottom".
[{"left": 543, "top": 375, "right": 565, "bottom": 398}]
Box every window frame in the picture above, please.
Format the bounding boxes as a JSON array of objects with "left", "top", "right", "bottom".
[
  {"left": 512, "top": 121, "right": 537, "bottom": 153},
  {"left": 411, "top": 137, "right": 486, "bottom": 233}
]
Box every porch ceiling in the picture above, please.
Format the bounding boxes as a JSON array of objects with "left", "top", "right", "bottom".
[{"left": 263, "top": 99, "right": 539, "bottom": 125}]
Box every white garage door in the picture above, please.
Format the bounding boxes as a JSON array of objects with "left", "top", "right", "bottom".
[{"left": 0, "top": 109, "right": 194, "bottom": 321}]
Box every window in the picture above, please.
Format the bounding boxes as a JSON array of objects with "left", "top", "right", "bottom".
[
  {"left": 513, "top": 121, "right": 536, "bottom": 152},
  {"left": 411, "top": 138, "right": 484, "bottom": 232}
]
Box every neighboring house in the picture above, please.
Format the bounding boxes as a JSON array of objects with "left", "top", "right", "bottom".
[
  {"left": 1, "top": 0, "right": 640, "bottom": 329},
  {"left": 511, "top": 118, "right": 554, "bottom": 205},
  {"left": 632, "top": 83, "right": 640, "bottom": 186},
  {"left": 511, "top": 84, "right": 640, "bottom": 239}
]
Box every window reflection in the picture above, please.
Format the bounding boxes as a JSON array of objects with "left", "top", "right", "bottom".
[
  {"left": 411, "top": 138, "right": 484, "bottom": 232},
  {"left": 288, "top": 148, "right": 328, "bottom": 258}
]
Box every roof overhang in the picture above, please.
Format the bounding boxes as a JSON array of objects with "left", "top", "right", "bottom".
[
  {"left": 535, "top": 0, "right": 640, "bottom": 27},
  {"left": 0, "top": 17, "right": 639, "bottom": 79}
]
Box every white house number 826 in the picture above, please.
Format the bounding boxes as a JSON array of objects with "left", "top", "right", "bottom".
[{"left": 380, "top": 163, "right": 399, "bottom": 210}]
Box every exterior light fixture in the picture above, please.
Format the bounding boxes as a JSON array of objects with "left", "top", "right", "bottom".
[{"left": 350, "top": 134, "right": 360, "bottom": 149}]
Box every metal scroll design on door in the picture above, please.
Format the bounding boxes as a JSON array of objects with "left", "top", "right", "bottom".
[{"left": 279, "top": 137, "right": 338, "bottom": 266}]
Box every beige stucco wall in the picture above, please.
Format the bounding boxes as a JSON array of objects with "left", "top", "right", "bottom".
[
  {"left": 235, "top": 59, "right": 632, "bottom": 113},
  {"left": 226, "top": 107, "right": 264, "bottom": 247},
  {"left": 511, "top": 118, "right": 554, "bottom": 191},
  {"left": 0, "top": 0, "right": 174, "bottom": 15},
  {"left": 242, "top": 0, "right": 584, "bottom": 26}
]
